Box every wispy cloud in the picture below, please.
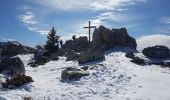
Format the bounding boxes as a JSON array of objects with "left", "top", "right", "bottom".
[
  {"left": 27, "top": 27, "right": 49, "bottom": 35},
  {"left": 18, "top": 0, "right": 147, "bottom": 37},
  {"left": 137, "top": 34, "right": 170, "bottom": 51},
  {"left": 19, "top": 11, "right": 38, "bottom": 25},
  {"left": 31, "top": 0, "right": 147, "bottom": 11},
  {"left": 160, "top": 17, "right": 170, "bottom": 24},
  {"left": 2, "top": 38, "right": 16, "bottom": 42},
  {"left": 93, "top": 12, "right": 126, "bottom": 25},
  {"left": 19, "top": 11, "right": 49, "bottom": 35}
]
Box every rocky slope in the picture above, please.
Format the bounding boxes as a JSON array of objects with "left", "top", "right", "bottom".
[{"left": 0, "top": 47, "right": 170, "bottom": 100}]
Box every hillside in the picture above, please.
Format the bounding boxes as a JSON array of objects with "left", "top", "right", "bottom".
[{"left": 0, "top": 47, "right": 170, "bottom": 100}]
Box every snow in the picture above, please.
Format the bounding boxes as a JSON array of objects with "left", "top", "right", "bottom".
[{"left": 1, "top": 48, "right": 170, "bottom": 100}]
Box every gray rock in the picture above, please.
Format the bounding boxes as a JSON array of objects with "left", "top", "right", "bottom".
[
  {"left": 0, "top": 41, "right": 35, "bottom": 57},
  {"left": 0, "top": 57, "right": 25, "bottom": 77},
  {"left": 162, "top": 61, "right": 170, "bottom": 67},
  {"left": 125, "top": 52, "right": 135, "bottom": 59},
  {"left": 78, "top": 49, "right": 105, "bottom": 64},
  {"left": 28, "top": 56, "right": 50, "bottom": 67},
  {"left": 34, "top": 50, "right": 47, "bottom": 59},
  {"left": 92, "top": 25, "right": 137, "bottom": 49},
  {"left": 92, "top": 28, "right": 102, "bottom": 48},
  {"left": 61, "top": 67, "right": 89, "bottom": 80},
  {"left": 131, "top": 57, "right": 146, "bottom": 65},
  {"left": 142, "top": 45, "right": 170, "bottom": 59},
  {"left": 62, "top": 36, "right": 90, "bottom": 52},
  {"left": 65, "top": 50, "right": 79, "bottom": 61}
]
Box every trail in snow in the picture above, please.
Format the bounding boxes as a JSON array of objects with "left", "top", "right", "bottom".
[{"left": 0, "top": 48, "right": 170, "bottom": 100}]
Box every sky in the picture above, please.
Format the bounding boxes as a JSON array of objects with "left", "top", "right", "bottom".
[{"left": 0, "top": 0, "right": 170, "bottom": 46}]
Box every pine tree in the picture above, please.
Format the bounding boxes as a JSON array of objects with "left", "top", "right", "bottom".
[{"left": 44, "top": 27, "right": 60, "bottom": 52}]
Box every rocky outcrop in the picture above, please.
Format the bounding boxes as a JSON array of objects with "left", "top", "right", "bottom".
[
  {"left": 162, "top": 61, "right": 170, "bottom": 68},
  {"left": 62, "top": 36, "right": 90, "bottom": 52},
  {"left": 0, "top": 57, "right": 25, "bottom": 77},
  {"left": 0, "top": 41, "right": 35, "bottom": 57},
  {"left": 142, "top": 45, "right": 170, "bottom": 59},
  {"left": 131, "top": 57, "right": 146, "bottom": 65},
  {"left": 61, "top": 67, "right": 89, "bottom": 80},
  {"left": 65, "top": 50, "right": 79, "bottom": 61},
  {"left": 92, "top": 26, "right": 137, "bottom": 49},
  {"left": 2, "top": 75, "right": 33, "bottom": 89},
  {"left": 29, "top": 50, "right": 50, "bottom": 67},
  {"left": 78, "top": 49, "right": 105, "bottom": 64},
  {"left": 125, "top": 52, "right": 135, "bottom": 59}
]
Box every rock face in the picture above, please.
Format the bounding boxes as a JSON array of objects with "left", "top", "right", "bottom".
[
  {"left": 61, "top": 67, "right": 89, "bottom": 80},
  {"left": 92, "top": 26, "right": 137, "bottom": 49},
  {"left": 78, "top": 49, "right": 105, "bottom": 64},
  {"left": 0, "top": 41, "right": 35, "bottom": 57},
  {"left": 142, "top": 45, "right": 170, "bottom": 59},
  {"left": 0, "top": 57, "right": 25, "bottom": 77},
  {"left": 65, "top": 50, "right": 79, "bottom": 61},
  {"left": 63, "top": 36, "right": 90, "bottom": 52}
]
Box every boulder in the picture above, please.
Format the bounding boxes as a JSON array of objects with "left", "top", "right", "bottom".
[
  {"left": 142, "top": 45, "right": 170, "bottom": 59},
  {"left": 65, "top": 50, "right": 79, "bottom": 61},
  {"left": 125, "top": 52, "right": 135, "bottom": 59},
  {"left": 131, "top": 57, "right": 146, "bottom": 65},
  {"left": 78, "top": 49, "right": 105, "bottom": 64},
  {"left": 92, "top": 25, "right": 137, "bottom": 49},
  {"left": 28, "top": 56, "right": 50, "bottom": 67},
  {"left": 0, "top": 57, "right": 25, "bottom": 77},
  {"left": 61, "top": 67, "right": 89, "bottom": 80}
]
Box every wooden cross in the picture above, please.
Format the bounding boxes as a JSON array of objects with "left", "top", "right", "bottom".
[{"left": 84, "top": 21, "right": 96, "bottom": 42}]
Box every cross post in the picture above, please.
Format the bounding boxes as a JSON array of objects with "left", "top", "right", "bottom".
[{"left": 84, "top": 21, "right": 96, "bottom": 42}]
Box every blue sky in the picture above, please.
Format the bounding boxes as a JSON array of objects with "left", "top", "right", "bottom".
[{"left": 0, "top": 0, "right": 170, "bottom": 46}]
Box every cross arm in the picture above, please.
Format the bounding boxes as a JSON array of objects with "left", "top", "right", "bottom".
[{"left": 84, "top": 26, "right": 96, "bottom": 28}]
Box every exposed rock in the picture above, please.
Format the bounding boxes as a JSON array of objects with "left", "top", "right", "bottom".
[
  {"left": 2, "top": 75, "right": 33, "bottom": 89},
  {"left": 61, "top": 67, "right": 89, "bottom": 80},
  {"left": 0, "top": 41, "right": 35, "bottom": 57},
  {"left": 125, "top": 52, "right": 135, "bottom": 59},
  {"left": 48, "top": 53, "right": 59, "bottom": 61},
  {"left": 78, "top": 49, "right": 105, "bottom": 64},
  {"left": 80, "top": 66, "right": 89, "bottom": 71},
  {"left": 28, "top": 56, "right": 50, "bottom": 67},
  {"left": 28, "top": 49, "right": 60, "bottom": 67},
  {"left": 65, "top": 50, "right": 79, "bottom": 61},
  {"left": 0, "top": 57, "right": 25, "bottom": 77},
  {"left": 161, "top": 61, "right": 170, "bottom": 68},
  {"left": 92, "top": 28, "right": 102, "bottom": 48},
  {"left": 34, "top": 50, "right": 47, "bottom": 59},
  {"left": 131, "top": 57, "right": 146, "bottom": 65},
  {"left": 92, "top": 25, "right": 137, "bottom": 49},
  {"left": 142, "top": 45, "right": 170, "bottom": 59},
  {"left": 62, "top": 36, "right": 90, "bottom": 52}
]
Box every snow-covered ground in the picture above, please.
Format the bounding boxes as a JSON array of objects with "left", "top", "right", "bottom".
[{"left": 0, "top": 48, "right": 170, "bottom": 100}]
